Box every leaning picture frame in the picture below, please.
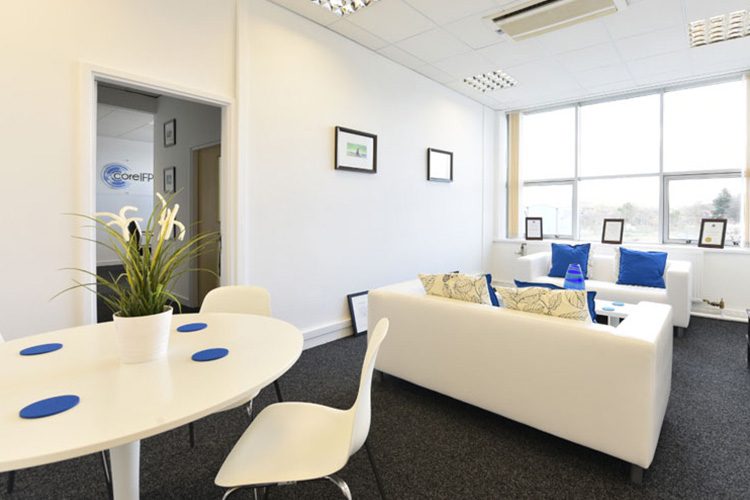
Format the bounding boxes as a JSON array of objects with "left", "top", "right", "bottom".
[
  {"left": 525, "top": 217, "right": 543, "bottom": 240},
  {"left": 347, "top": 291, "right": 369, "bottom": 336},
  {"left": 698, "top": 218, "right": 727, "bottom": 249},
  {"left": 601, "top": 218, "right": 625, "bottom": 244},
  {"left": 335, "top": 126, "right": 377, "bottom": 174}
]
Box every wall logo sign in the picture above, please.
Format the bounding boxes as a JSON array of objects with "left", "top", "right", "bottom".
[{"left": 101, "top": 163, "right": 154, "bottom": 190}]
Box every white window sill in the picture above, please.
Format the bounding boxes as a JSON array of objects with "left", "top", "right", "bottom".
[{"left": 493, "top": 238, "right": 750, "bottom": 255}]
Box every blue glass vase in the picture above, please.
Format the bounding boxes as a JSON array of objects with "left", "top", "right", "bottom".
[{"left": 563, "top": 263, "right": 585, "bottom": 290}]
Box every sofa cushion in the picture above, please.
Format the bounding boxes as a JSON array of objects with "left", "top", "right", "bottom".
[
  {"left": 514, "top": 280, "right": 597, "bottom": 322},
  {"left": 529, "top": 276, "right": 668, "bottom": 304},
  {"left": 419, "top": 273, "right": 493, "bottom": 305},
  {"left": 617, "top": 248, "right": 667, "bottom": 288},
  {"left": 549, "top": 243, "right": 592, "bottom": 279},
  {"left": 496, "top": 287, "right": 591, "bottom": 322}
]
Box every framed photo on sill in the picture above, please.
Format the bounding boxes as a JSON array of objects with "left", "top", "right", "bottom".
[
  {"left": 698, "top": 218, "right": 727, "bottom": 249},
  {"left": 427, "top": 148, "right": 453, "bottom": 182},
  {"left": 163, "top": 166, "right": 176, "bottom": 194},
  {"left": 601, "top": 218, "right": 624, "bottom": 244},
  {"left": 335, "top": 126, "right": 377, "bottom": 174},
  {"left": 163, "top": 119, "right": 176, "bottom": 147},
  {"left": 347, "top": 291, "right": 369, "bottom": 336},
  {"left": 525, "top": 217, "right": 543, "bottom": 240}
]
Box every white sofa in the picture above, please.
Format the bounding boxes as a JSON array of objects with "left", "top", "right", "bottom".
[
  {"left": 368, "top": 279, "right": 673, "bottom": 481},
  {"left": 517, "top": 252, "right": 692, "bottom": 331}
]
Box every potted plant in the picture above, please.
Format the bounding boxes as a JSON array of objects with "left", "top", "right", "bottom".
[{"left": 62, "top": 193, "right": 218, "bottom": 363}]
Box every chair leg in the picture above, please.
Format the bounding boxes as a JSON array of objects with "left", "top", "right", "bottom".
[
  {"left": 365, "top": 441, "right": 386, "bottom": 500},
  {"left": 245, "top": 400, "right": 254, "bottom": 418},
  {"left": 324, "top": 475, "right": 352, "bottom": 500},
  {"left": 188, "top": 422, "right": 196, "bottom": 448},
  {"left": 100, "top": 450, "right": 112, "bottom": 484},
  {"left": 274, "top": 380, "right": 283, "bottom": 402},
  {"left": 222, "top": 487, "right": 242, "bottom": 500},
  {"left": 7, "top": 470, "right": 15, "bottom": 494},
  {"left": 630, "top": 464, "right": 644, "bottom": 485}
]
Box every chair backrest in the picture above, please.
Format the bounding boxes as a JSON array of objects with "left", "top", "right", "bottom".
[
  {"left": 347, "top": 318, "right": 389, "bottom": 456},
  {"left": 199, "top": 286, "right": 272, "bottom": 316}
]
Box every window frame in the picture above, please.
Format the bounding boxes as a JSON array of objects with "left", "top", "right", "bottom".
[{"left": 515, "top": 74, "right": 746, "bottom": 245}]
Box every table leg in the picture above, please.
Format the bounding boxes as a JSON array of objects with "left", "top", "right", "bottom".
[
  {"left": 109, "top": 440, "right": 140, "bottom": 500},
  {"left": 608, "top": 316, "right": 621, "bottom": 327}
]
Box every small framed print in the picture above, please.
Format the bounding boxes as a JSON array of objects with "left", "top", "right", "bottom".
[
  {"left": 698, "top": 218, "right": 727, "bottom": 249},
  {"left": 601, "top": 218, "right": 624, "bottom": 244},
  {"left": 347, "top": 291, "right": 369, "bottom": 336},
  {"left": 163, "top": 166, "right": 176, "bottom": 194},
  {"left": 525, "top": 217, "right": 543, "bottom": 240},
  {"left": 427, "top": 148, "right": 453, "bottom": 182},
  {"left": 335, "top": 126, "right": 377, "bottom": 173},
  {"left": 163, "top": 119, "right": 176, "bottom": 147}
]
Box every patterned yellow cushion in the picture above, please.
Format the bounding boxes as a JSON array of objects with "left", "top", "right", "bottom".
[
  {"left": 496, "top": 287, "right": 591, "bottom": 322},
  {"left": 419, "top": 273, "right": 492, "bottom": 305}
]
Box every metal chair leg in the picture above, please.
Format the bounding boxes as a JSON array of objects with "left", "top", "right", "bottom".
[
  {"left": 100, "top": 450, "right": 112, "bottom": 484},
  {"left": 324, "top": 475, "right": 352, "bottom": 500},
  {"left": 222, "top": 487, "right": 242, "bottom": 500},
  {"left": 273, "top": 380, "right": 283, "bottom": 402},
  {"left": 188, "top": 422, "right": 196, "bottom": 448},
  {"left": 7, "top": 470, "right": 15, "bottom": 494},
  {"left": 245, "top": 399, "right": 254, "bottom": 418}
]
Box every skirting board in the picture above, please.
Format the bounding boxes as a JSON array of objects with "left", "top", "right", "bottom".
[{"left": 303, "top": 320, "right": 354, "bottom": 350}]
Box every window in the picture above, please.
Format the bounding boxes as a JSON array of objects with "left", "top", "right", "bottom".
[
  {"left": 521, "top": 183, "right": 573, "bottom": 238},
  {"left": 515, "top": 76, "right": 747, "bottom": 245}
]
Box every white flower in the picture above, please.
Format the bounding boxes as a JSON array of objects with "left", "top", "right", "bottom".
[
  {"left": 95, "top": 206, "right": 143, "bottom": 242},
  {"left": 155, "top": 193, "right": 186, "bottom": 241}
]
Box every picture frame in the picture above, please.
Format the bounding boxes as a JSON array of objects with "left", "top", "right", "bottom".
[
  {"left": 163, "top": 119, "right": 176, "bottom": 147},
  {"left": 163, "top": 166, "right": 176, "bottom": 194},
  {"left": 347, "top": 291, "right": 369, "bottom": 336},
  {"left": 698, "top": 218, "right": 727, "bottom": 249},
  {"left": 601, "top": 218, "right": 624, "bottom": 244},
  {"left": 335, "top": 126, "right": 377, "bottom": 174},
  {"left": 427, "top": 148, "right": 453, "bottom": 182},
  {"left": 525, "top": 217, "right": 543, "bottom": 240}
]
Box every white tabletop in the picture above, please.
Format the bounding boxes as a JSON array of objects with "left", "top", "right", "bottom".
[
  {"left": 0, "top": 313, "right": 303, "bottom": 472},
  {"left": 595, "top": 299, "right": 637, "bottom": 320}
]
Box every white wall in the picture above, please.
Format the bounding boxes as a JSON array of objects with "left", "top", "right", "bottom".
[
  {"left": 0, "top": 0, "right": 235, "bottom": 340},
  {"left": 96, "top": 135, "right": 154, "bottom": 265},
  {"left": 154, "top": 96, "right": 222, "bottom": 306},
  {"left": 239, "top": 0, "right": 493, "bottom": 339}
]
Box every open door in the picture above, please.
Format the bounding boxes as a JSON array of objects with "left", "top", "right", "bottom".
[{"left": 195, "top": 144, "right": 221, "bottom": 304}]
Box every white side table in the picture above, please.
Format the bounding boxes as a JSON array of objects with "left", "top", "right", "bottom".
[{"left": 595, "top": 300, "right": 637, "bottom": 326}]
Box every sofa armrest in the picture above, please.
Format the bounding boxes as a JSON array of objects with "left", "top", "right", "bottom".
[
  {"left": 665, "top": 260, "right": 692, "bottom": 328},
  {"left": 517, "top": 252, "right": 550, "bottom": 281}
]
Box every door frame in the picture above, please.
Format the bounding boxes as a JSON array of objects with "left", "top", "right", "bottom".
[
  {"left": 78, "top": 63, "right": 238, "bottom": 324},
  {"left": 191, "top": 141, "right": 222, "bottom": 306}
]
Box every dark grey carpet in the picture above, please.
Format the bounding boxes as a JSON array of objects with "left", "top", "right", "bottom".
[{"left": 4, "top": 317, "right": 749, "bottom": 499}]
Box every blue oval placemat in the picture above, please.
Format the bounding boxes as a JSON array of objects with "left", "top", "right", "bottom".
[
  {"left": 612, "top": 302, "right": 625, "bottom": 307},
  {"left": 20, "top": 395, "right": 80, "bottom": 419},
  {"left": 192, "top": 348, "right": 229, "bottom": 362},
  {"left": 603, "top": 307, "right": 615, "bottom": 312},
  {"left": 20, "top": 343, "right": 63, "bottom": 356},
  {"left": 177, "top": 322, "right": 208, "bottom": 333}
]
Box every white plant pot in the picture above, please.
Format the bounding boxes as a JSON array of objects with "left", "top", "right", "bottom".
[{"left": 113, "top": 307, "right": 173, "bottom": 364}]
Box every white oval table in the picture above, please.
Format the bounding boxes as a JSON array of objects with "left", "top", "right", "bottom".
[{"left": 0, "top": 313, "right": 303, "bottom": 499}]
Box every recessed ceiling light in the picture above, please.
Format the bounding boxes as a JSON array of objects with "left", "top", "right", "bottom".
[
  {"left": 463, "top": 70, "right": 517, "bottom": 93},
  {"left": 689, "top": 10, "right": 749, "bottom": 47},
  {"left": 309, "top": 0, "right": 378, "bottom": 17}
]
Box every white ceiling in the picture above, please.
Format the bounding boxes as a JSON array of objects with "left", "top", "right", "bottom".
[
  {"left": 268, "top": 0, "right": 750, "bottom": 110},
  {"left": 97, "top": 104, "right": 154, "bottom": 142}
]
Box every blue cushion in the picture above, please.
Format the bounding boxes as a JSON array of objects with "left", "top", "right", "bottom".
[
  {"left": 485, "top": 274, "right": 500, "bottom": 307},
  {"left": 617, "top": 248, "right": 667, "bottom": 288},
  {"left": 514, "top": 280, "right": 597, "bottom": 322},
  {"left": 549, "top": 243, "right": 591, "bottom": 279}
]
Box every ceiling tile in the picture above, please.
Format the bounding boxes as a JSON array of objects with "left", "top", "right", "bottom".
[
  {"left": 329, "top": 19, "right": 389, "bottom": 50},
  {"left": 443, "top": 10, "right": 505, "bottom": 49},
  {"left": 119, "top": 124, "right": 154, "bottom": 143},
  {"left": 603, "top": 0, "right": 684, "bottom": 40},
  {"left": 626, "top": 50, "right": 693, "bottom": 82},
  {"left": 683, "top": 0, "right": 750, "bottom": 21},
  {"left": 575, "top": 64, "right": 632, "bottom": 88},
  {"left": 97, "top": 107, "right": 154, "bottom": 139},
  {"left": 414, "top": 64, "right": 457, "bottom": 84},
  {"left": 433, "top": 51, "right": 496, "bottom": 79},
  {"left": 477, "top": 38, "right": 547, "bottom": 68},
  {"left": 347, "top": 0, "right": 435, "bottom": 43},
  {"left": 403, "top": 0, "right": 498, "bottom": 25},
  {"left": 615, "top": 26, "right": 688, "bottom": 61},
  {"left": 377, "top": 45, "right": 426, "bottom": 70},
  {"left": 397, "top": 28, "right": 471, "bottom": 63},
  {"left": 557, "top": 42, "right": 622, "bottom": 73},
  {"left": 270, "top": 0, "right": 341, "bottom": 26}
]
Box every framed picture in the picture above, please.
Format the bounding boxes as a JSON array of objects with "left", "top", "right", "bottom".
[
  {"left": 698, "top": 218, "right": 727, "bottom": 249},
  {"left": 427, "top": 148, "right": 453, "bottom": 182},
  {"left": 347, "top": 291, "right": 369, "bottom": 336},
  {"left": 163, "top": 166, "right": 176, "bottom": 194},
  {"left": 601, "top": 218, "right": 624, "bottom": 244},
  {"left": 163, "top": 119, "right": 176, "bottom": 147},
  {"left": 525, "top": 217, "right": 543, "bottom": 240},
  {"left": 335, "top": 126, "right": 377, "bottom": 173}
]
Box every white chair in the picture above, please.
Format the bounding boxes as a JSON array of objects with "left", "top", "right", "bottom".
[
  {"left": 215, "top": 318, "right": 390, "bottom": 500},
  {"left": 187, "top": 286, "right": 281, "bottom": 447}
]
